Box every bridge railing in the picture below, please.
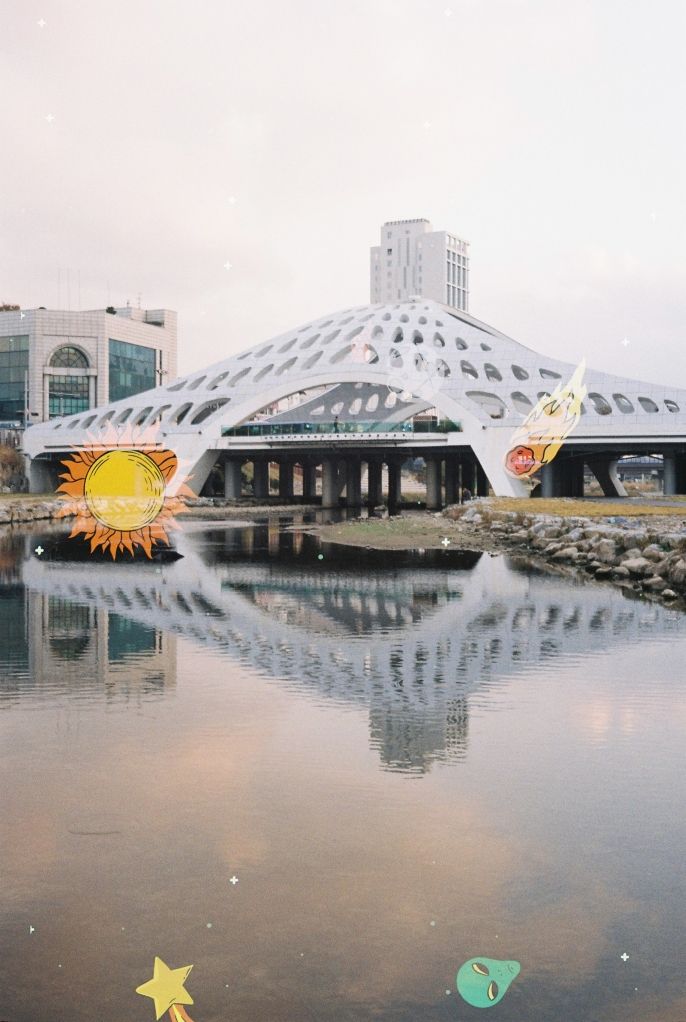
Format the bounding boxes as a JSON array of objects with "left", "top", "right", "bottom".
[{"left": 221, "top": 418, "right": 462, "bottom": 438}]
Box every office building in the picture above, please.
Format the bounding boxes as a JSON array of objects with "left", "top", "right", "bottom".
[
  {"left": 370, "top": 218, "right": 470, "bottom": 311},
  {"left": 0, "top": 305, "right": 177, "bottom": 425}
]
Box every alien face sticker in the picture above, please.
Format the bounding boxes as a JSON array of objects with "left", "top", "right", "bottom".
[{"left": 456, "top": 957, "right": 521, "bottom": 1008}]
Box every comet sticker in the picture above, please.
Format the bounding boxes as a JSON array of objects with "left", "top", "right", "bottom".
[{"left": 504, "top": 360, "right": 587, "bottom": 480}]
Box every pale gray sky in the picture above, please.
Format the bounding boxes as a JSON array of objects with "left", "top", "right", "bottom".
[{"left": 1, "top": 0, "right": 685, "bottom": 383}]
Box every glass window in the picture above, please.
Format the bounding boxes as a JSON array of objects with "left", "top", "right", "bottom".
[
  {"left": 49, "top": 345, "right": 89, "bottom": 368},
  {"left": 49, "top": 374, "right": 89, "bottom": 418},
  {"left": 0, "top": 335, "right": 29, "bottom": 420},
  {"left": 108, "top": 339, "right": 156, "bottom": 402}
]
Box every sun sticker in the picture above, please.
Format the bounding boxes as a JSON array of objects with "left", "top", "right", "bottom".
[{"left": 56, "top": 426, "right": 192, "bottom": 558}]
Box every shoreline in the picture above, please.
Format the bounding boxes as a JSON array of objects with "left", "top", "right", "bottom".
[{"left": 3, "top": 494, "right": 686, "bottom": 610}]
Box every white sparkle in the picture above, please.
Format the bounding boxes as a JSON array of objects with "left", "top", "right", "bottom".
[
  {"left": 223, "top": 261, "right": 233, "bottom": 271},
  {"left": 444, "top": 7, "right": 452, "bottom": 14},
  {"left": 35, "top": 546, "right": 44, "bottom": 556},
  {"left": 430, "top": 920, "right": 436, "bottom": 927},
  {"left": 29, "top": 925, "right": 35, "bottom": 934},
  {"left": 45, "top": 113, "right": 55, "bottom": 123},
  {"left": 207, "top": 922, "right": 213, "bottom": 928},
  {"left": 20, "top": 311, "right": 26, "bottom": 319},
  {"left": 37, "top": 18, "right": 46, "bottom": 27},
  {"left": 621, "top": 952, "right": 629, "bottom": 962},
  {"left": 441, "top": 537, "right": 451, "bottom": 547},
  {"left": 621, "top": 337, "right": 630, "bottom": 347},
  {"left": 228, "top": 196, "right": 237, "bottom": 204},
  {"left": 422, "top": 120, "right": 432, "bottom": 130},
  {"left": 649, "top": 211, "right": 657, "bottom": 222},
  {"left": 229, "top": 875, "right": 239, "bottom": 885},
  {"left": 446, "top": 989, "right": 451, "bottom": 995}
]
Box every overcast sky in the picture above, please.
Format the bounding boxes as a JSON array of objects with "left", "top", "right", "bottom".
[{"left": 1, "top": 0, "right": 685, "bottom": 384}]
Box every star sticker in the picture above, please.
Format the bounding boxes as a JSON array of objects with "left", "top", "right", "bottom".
[
  {"left": 35, "top": 546, "right": 44, "bottom": 556},
  {"left": 621, "top": 952, "right": 630, "bottom": 962},
  {"left": 45, "top": 113, "right": 55, "bottom": 123},
  {"left": 441, "top": 537, "right": 450, "bottom": 547},
  {"left": 37, "top": 17, "right": 46, "bottom": 27},
  {"left": 136, "top": 957, "right": 194, "bottom": 1021},
  {"left": 223, "top": 261, "right": 233, "bottom": 271},
  {"left": 229, "top": 875, "right": 239, "bottom": 885}
]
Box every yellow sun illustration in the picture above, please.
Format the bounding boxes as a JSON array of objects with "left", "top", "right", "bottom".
[{"left": 56, "top": 426, "right": 192, "bottom": 558}]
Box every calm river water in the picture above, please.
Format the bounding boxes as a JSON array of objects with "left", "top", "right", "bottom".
[{"left": 1, "top": 518, "right": 685, "bottom": 1022}]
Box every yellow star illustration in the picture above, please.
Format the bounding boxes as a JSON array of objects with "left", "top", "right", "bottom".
[{"left": 136, "top": 957, "right": 194, "bottom": 1020}]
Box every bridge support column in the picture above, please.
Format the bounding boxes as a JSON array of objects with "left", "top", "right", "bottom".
[
  {"left": 540, "top": 457, "right": 586, "bottom": 497},
  {"left": 367, "top": 461, "right": 383, "bottom": 507},
  {"left": 322, "top": 458, "right": 338, "bottom": 508},
  {"left": 345, "top": 458, "right": 362, "bottom": 506},
  {"left": 302, "top": 462, "right": 317, "bottom": 500},
  {"left": 475, "top": 461, "right": 490, "bottom": 497},
  {"left": 278, "top": 460, "right": 294, "bottom": 499},
  {"left": 388, "top": 461, "right": 402, "bottom": 510},
  {"left": 426, "top": 457, "right": 442, "bottom": 510},
  {"left": 587, "top": 456, "right": 627, "bottom": 498},
  {"left": 444, "top": 458, "right": 459, "bottom": 505},
  {"left": 253, "top": 460, "right": 269, "bottom": 499},
  {"left": 224, "top": 458, "right": 242, "bottom": 499},
  {"left": 28, "top": 457, "right": 58, "bottom": 494},
  {"left": 663, "top": 453, "right": 686, "bottom": 495}
]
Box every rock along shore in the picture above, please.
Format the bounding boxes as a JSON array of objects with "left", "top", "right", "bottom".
[{"left": 449, "top": 502, "right": 686, "bottom": 606}]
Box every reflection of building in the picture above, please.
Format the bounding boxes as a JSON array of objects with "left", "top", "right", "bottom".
[
  {"left": 370, "top": 219, "right": 470, "bottom": 311},
  {"left": 21, "top": 526, "right": 685, "bottom": 773},
  {"left": 16, "top": 588, "right": 177, "bottom": 700},
  {"left": 0, "top": 306, "right": 177, "bottom": 424}
]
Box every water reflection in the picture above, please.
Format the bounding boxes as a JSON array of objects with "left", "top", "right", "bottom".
[{"left": 5, "top": 521, "right": 683, "bottom": 775}]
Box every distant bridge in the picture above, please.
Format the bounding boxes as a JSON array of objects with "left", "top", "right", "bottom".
[{"left": 23, "top": 299, "right": 686, "bottom": 503}]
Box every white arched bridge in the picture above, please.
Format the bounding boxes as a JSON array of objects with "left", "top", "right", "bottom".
[{"left": 24, "top": 299, "right": 686, "bottom": 504}]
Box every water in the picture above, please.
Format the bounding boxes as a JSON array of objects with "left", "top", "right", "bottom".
[{"left": 1, "top": 518, "right": 685, "bottom": 1021}]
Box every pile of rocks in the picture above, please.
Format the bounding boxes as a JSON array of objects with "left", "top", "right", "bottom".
[
  {"left": 0, "top": 499, "right": 65, "bottom": 525},
  {"left": 450, "top": 504, "right": 686, "bottom": 605}
]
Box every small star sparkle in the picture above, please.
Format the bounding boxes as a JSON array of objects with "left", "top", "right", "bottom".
[
  {"left": 45, "top": 113, "right": 55, "bottom": 123},
  {"left": 37, "top": 17, "right": 46, "bottom": 27},
  {"left": 621, "top": 337, "right": 630, "bottom": 347},
  {"left": 229, "top": 875, "right": 239, "bottom": 885},
  {"left": 621, "top": 952, "right": 630, "bottom": 962},
  {"left": 441, "top": 537, "right": 451, "bottom": 547},
  {"left": 223, "top": 261, "right": 233, "bottom": 271},
  {"left": 34, "top": 545, "right": 44, "bottom": 556}
]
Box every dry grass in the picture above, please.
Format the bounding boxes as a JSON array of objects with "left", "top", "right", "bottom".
[
  {"left": 484, "top": 497, "right": 686, "bottom": 518},
  {"left": 0, "top": 493, "right": 54, "bottom": 503}
]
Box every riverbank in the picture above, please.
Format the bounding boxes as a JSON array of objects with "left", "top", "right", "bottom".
[
  {"left": 0, "top": 495, "right": 321, "bottom": 524},
  {"left": 316, "top": 497, "right": 686, "bottom": 608}
]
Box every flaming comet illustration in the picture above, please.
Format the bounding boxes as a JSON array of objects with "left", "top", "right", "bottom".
[
  {"left": 56, "top": 424, "right": 192, "bottom": 558},
  {"left": 504, "top": 360, "right": 587, "bottom": 481}
]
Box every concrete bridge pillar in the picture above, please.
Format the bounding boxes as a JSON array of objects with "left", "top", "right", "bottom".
[
  {"left": 278, "top": 460, "right": 294, "bottom": 499},
  {"left": 28, "top": 457, "right": 59, "bottom": 494},
  {"left": 253, "top": 460, "right": 269, "bottom": 499},
  {"left": 540, "top": 457, "right": 586, "bottom": 498},
  {"left": 345, "top": 458, "right": 362, "bottom": 506},
  {"left": 444, "top": 458, "right": 459, "bottom": 506},
  {"left": 224, "top": 458, "right": 243, "bottom": 499},
  {"left": 388, "top": 461, "right": 402, "bottom": 510},
  {"left": 322, "top": 458, "right": 339, "bottom": 508},
  {"left": 302, "top": 462, "right": 317, "bottom": 500},
  {"left": 425, "top": 457, "right": 442, "bottom": 510},
  {"left": 663, "top": 453, "right": 686, "bottom": 495},
  {"left": 587, "top": 456, "right": 627, "bottom": 498},
  {"left": 475, "top": 461, "right": 490, "bottom": 497},
  {"left": 367, "top": 461, "right": 383, "bottom": 506}
]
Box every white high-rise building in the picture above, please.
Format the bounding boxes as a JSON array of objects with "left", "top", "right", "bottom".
[{"left": 370, "top": 218, "right": 470, "bottom": 312}]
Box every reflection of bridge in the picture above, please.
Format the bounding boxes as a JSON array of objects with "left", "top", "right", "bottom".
[
  {"left": 23, "top": 299, "right": 686, "bottom": 503},
  {"left": 22, "top": 523, "right": 684, "bottom": 772}
]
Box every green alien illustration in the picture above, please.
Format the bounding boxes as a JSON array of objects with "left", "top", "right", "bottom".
[{"left": 456, "top": 957, "right": 521, "bottom": 1008}]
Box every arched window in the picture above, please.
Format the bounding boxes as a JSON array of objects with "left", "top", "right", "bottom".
[{"left": 49, "top": 346, "right": 89, "bottom": 368}]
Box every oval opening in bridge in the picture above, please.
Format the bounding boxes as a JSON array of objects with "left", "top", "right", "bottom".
[
  {"left": 587, "top": 392, "right": 613, "bottom": 415},
  {"left": 638, "top": 396, "right": 659, "bottom": 413}
]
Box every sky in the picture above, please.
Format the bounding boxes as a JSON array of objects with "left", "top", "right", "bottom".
[{"left": 1, "top": 0, "right": 685, "bottom": 384}]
